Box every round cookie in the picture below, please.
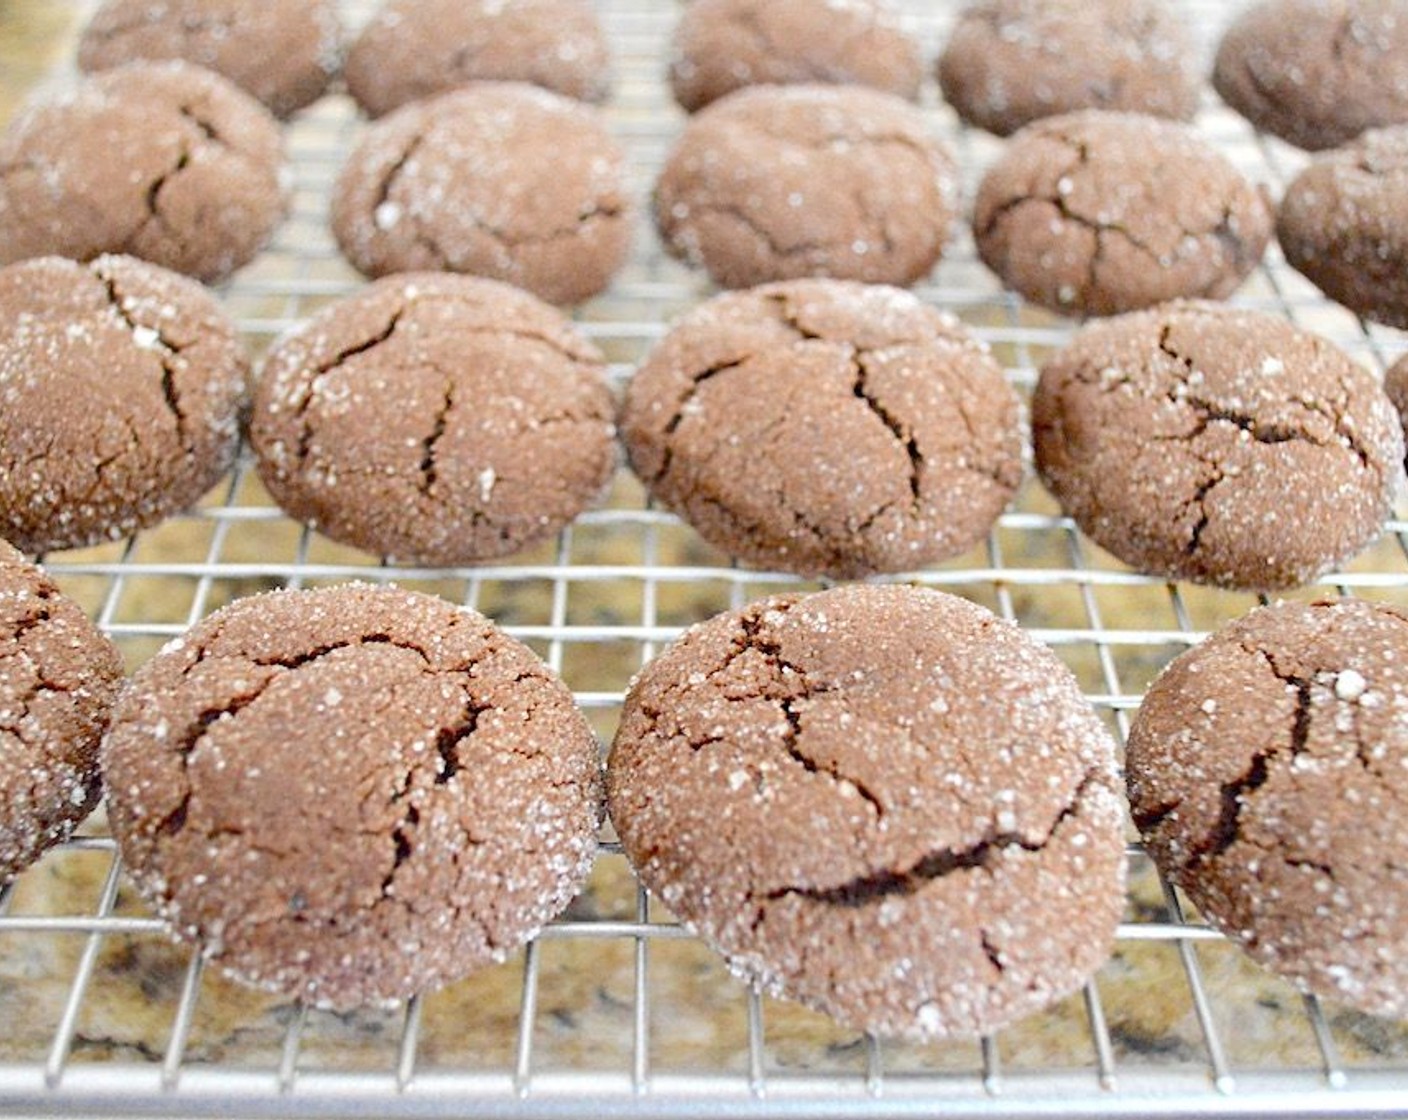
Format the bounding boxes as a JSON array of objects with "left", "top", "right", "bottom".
[
  {"left": 1128, "top": 598, "right": 1408, "bottom": 1017},
  {"left": 103, "top": 582, "right": 602, "bottom": 1010},
  {"left": 1213, "top": 0, "right": 1408, "bottom": 152},
  {"left": 668, "top": 0, "right": 922, "bottom": 114},
  {"left": 1, "top": 541, "right": 124, "bottom": 883},
  {"left": 77, "top": 0, "right": 342, "bottom": 119},
  {"left": 619, "top": 280, "right": 1024, "bottom": 579},
  {"left": 331, "top": 83, "right": 631, "bottom": 306},
  {"left": 0, "top": 255, "right": 249, "bottom": 555},
  {"left": 938, "top": 0, "right": 1200, "bottom": 138},
  {"left": 607, "top": 584, "right": 1126, "bottom": 1041},
  {"left": 1278, "top": 126, "right": 1408, "bottom": 329},
  {"left": 249, "top": 274, "right": 616, "bottom": 566},
  {"left": 1032, "top": 301, "right": 1404, "bottom": 591},
  {"left": 1385, "top": 351, "right": 1408, "bottom": 469},
  {"left": 0, "top": 61, "right": 287, "bottom": 283},
  {"left": 346, "top": 0, "right": 610, "bottom": 118},
  {"left": 655, "top": 85, "right": 958, "bottom": 290},
  {"left": 972, "top": 111, "right": 1272, "bottom": 317}
]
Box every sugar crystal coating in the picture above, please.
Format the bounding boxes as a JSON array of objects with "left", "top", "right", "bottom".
[
  {"left": 938, "top": 0, "right": 1199, "bottom": 137},
  {"left": 608, "top": 584, "right": 1125, "bottom": 1040},
  {"left": 1278, "top": 126, "right": 1408, "bottom": 329},
  {"left": 0, "top": 540, "right": 124, "bottom": 883},
  {"left": 973, "top": 111, "right": 1272, "bottom": 317},
  {"left": 250, "top": 273, "right": 616, "bottom": 566},
  {"left": 77, "top": 0, "right": 342, "bottom": 119},
  {"left": 347, "top": 0, "right": 610, "bottom": 117},
  {"left": 1129, "top": 598, "right": 1408, "bottom": 1018},
  {"left": 654, "top": 84, "right": 958, "bottom": 290},
  {"left": 0, "top": 255, "right": 248, "bottom": 554},
  {"left": 1214, "top": 0, "right": 1408, "bottom": 151},
  {"left": 332, "top": 83, "right": 631, "bottom": 306},
  {"left": 103, "top": 583, "right": 603, "bottom": 1010},
  {"left": 620, "top": 279, "right": 1023, "bottom": 578},
  {"left": 669, "top": 0, "right": 922, "bottom": 113},
  {"left": 1033, "top": 300, "right": 1403, "bottom": 589},
  {"left": 0, "top": 61, "right": 287, "bottom": 283}
]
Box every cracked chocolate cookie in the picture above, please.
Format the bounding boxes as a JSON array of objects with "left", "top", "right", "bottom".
[
  {"left": 1, "top": 541, "right": 124, "bottom": 883},
  {"left": 0, "top": 255, "right": 249, "bottom": 554},
  {"left": 103, "top": 582, "right": 603, "bottom": 1009},
  {"left": 0, "top": 61, "right": 287, "bottom": 283},
  {"left": 346, "top": 0, "right": 610, "bottom": 119},
  {"left": 938, "top": 0, "right": 1199, "bottom": 138},
  {"left": 619, "top": 280, "right": 1023, "bottom": 579},
  {"left": 1128, "top": 598, "right": 1408, "bottom": 1018},
  {"left": 973, "top": 111, "right": 1272, "bottom": 317},
  {"left": 1385, "top": 351, "right": 1408, "bottom": 467},
  {"left": 77, "top": 0, "right": 342, "bottom": 119},
  {"left": 607, "top": 584, "right": 1126, "bottom": 1040},
  {"left": 331, "top": 83, "right": 631, "bottom": 306},
  {"left": 654, "top": 84, "right": 959, "bottom": 290},
  {"left": 668, "top": 0, "right": 922, "bottom": 114},
  {"left": 1213, "top": 0, "right": 1408, "bottom": 152},
  {"left": 249, "top": 273, "right": 616, "bottom": 566},
  {"left": 1032, "top": 301, "right": 1404, "bottom": 590},
  {"left": 1277, "top": 126, "right": 1408, "bottom": 329}
]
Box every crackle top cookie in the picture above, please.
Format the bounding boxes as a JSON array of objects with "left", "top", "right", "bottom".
[
  {"left": 608, "top": 584, "right": 1125, "bottom": 1041},
  {"left": 669, "top": 0, "right": 922, "bottom": 113},
  {"left": 939, "top": 0, "right": 1199, "bottom": 137},
  {"left": 0, "top": 61, "right": 286, "bottom": 283},
  {"left": 619, "top": 279, "right": 1023, "bottom": 578},
  {"left": 1, "top": 540, "right": 124, "bottom": 883},
  {"left": 654, "top": 84, "right": 959, "bottom": 290},
  {"left": 973, "top": 110, "right": 1271, "bottom": 317},
  {"left": 1032, "top": 301, "right": 1403, "bottom": 589},
  {"left": 1129, "top": 598, "right": 1408, "bottom": 1017},
  {"left": 103, "top": 583, "right": 602, "bottom": 1009},
  {"left": 1214, "top": 0, "right": 1408, "bottom": 151},
  {"left": 332, "top": 82, "right": 631, "bottom": 306}
]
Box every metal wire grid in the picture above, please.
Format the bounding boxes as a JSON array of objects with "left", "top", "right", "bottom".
[{"left": 2, "top": 0, "right": 1408, "bottom": 1115}]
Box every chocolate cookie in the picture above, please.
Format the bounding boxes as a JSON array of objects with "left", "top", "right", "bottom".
[
  {"left": 973, "top": 111, "right": 1272, "bottom": 317},
  {"left": 0, "top": 61, "right": 287, "bottom": 283},
  {"left": 654, "top": 84, "right": 959, "bottom": 290},
  {"left": 346, "top": 0, "right": 610, "bottom": 118},
  {"left": 1213, "top": 0, "right": 1408, "bottom": 151},
  {"left": 1, "top": 541, "right": 124, "bottom": 883},
  {"left": 938, "top": 0, "right": 1200, "bottom": 138},
  {"left": 1128, "top": 598, "right": 1408, "bottom": 1018},
  {"left": 0, "top": 255, "right": 249, "bottom": 554},
  {"left": 1032, "top": 301, "right": 1404, "bottom": 590},
  {"left": 77, "top": 0, "right": 342, "bottom": 119},
  {"left": 608, "top": 584, "right": 1126, "bottom": 1040},
  {"left": 249, "top": 274, "right": 616, "bottom": 566},
  {"left": 103, "top": 582, "right": 602, "bottom": 1010},
  {"left": 620, "top": 280, "right": 1023, "bottom": 579},
  {"left": 1385, "top": 351, "right": 1408, "bottom": 466},
  {"left": 668, "top": 0, "right": 922, "bottom": 114},
  {"left": 1278, "top": 126, "right": 1408, "bottom": 329},
  {"left": 331, "top": 83, "right": 631, "bottom": 306}
]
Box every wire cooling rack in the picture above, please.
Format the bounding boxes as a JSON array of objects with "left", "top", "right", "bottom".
[{"left": 4, "top": 1, "right": 1408, "bottom": 1116}]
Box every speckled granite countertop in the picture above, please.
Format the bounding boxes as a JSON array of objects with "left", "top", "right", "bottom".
[{"left": 2, "top": 1, "right": 1408, "bottom": 1115}]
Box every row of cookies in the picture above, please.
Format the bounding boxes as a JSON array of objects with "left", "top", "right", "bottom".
[
  {"left": 9, "top": 1, "right": 1408, "bottom": 326},
  {"left": 8, "top": 550, "right": 1407, "bottom": 1032},
  {"left": 74, "top": 0, "right": 610, "bottom": 121},
  {"left": 10, "top": 61, "right": 1407, "bottom": 338},
  {"left": 64, "top": 0, "right": 1408, "bottom": 151},
  {"left": 0, "top": 550, "right": 1126, "bottom": 1032},
  {"left": 6, "top": 256, "right": 1403, "bottom": 594}
]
